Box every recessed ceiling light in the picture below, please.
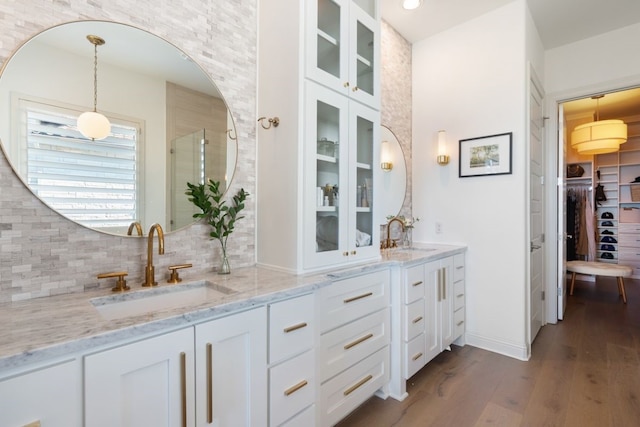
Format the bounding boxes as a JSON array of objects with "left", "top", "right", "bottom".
[{"left": 402, "top": 0, "right": 423, "bottom": 10}]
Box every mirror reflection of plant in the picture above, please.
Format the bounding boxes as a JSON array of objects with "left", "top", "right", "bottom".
[{"left": 185, "top": 180, "right": 249, "bottom": 260}]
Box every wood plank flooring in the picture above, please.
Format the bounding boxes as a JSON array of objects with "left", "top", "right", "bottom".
[{"left": 336, "top": 276, "right": 640, "bottom": 427}]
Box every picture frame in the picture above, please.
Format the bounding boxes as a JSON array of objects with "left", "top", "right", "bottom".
[{"left": 458, "top": 132, "right": 512, "bottom": 178}]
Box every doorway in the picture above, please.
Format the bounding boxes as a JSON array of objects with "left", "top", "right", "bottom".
[{"left": 546, "top": 85, "right": 640, "bottom": 324}]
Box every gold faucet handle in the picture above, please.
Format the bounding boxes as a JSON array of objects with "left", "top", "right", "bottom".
[
  {"left": 97, "top": 271, "right": 130, "bottom": 292},
  {"left": 168, "top": 264, "right": 193, "bottom": 284}
]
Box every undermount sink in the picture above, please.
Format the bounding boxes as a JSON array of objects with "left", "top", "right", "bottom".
[
  {"left": 392, "top": 247, "right": 436, "bottom": 253},
  {"left": 91, "top": 280, "right": 237, "bottom": 320}
]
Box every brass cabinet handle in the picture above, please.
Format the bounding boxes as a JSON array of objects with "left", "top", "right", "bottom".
[
  {"left": 344, "top": 81, "right": 350, "bottom": 88},
  {"left": 456, "top": 265, "right": 464, "bottom": 270},
  {"left": 22, "top": 422, "right": 41, "bottom": 427},
  {"left": 344, "top": 374, "right": 373, "bottom": 396},
  {"left": 412, "top": 280, "right": 423, "bottom": 287},
  {"left": 206, "top": 343, "right": 213, "bottom": 424},
  {"left": 343, "top": 251, "right": 349, "bottom": 256},
  {"left": 284, "top": 379, "right": 308, "bottom": 396},
  {"left": 284, "top": 322, "right": 308, "bottom": 333},
  {"left": 352, "top": 86, "right": 359, "bottom": 92},
  {"left": 412, "top": 316, "right": 423, "bottom": 324},
  {"left": 443, "top": 269, "right": 447, "bottom": 299},
  {"left": 351, "top": 250, "right": 357, "bottom": 255},
  {"left": 180, "top": 352, "right": 187, "bottom": 427},
  {"left": 344, "top": 333, "right": 374, "bottom": 350},
  {"left": 412, "top": 352, "right": 423, "bottom": 361},
  {"left": 457, "top": 320, "right": 464, "bottom": 326},
  {"left": 344, "top": 292, "right": 373, "bottom": 304},
  {"left": 457, "top": 293, "right": 464, "bottom": 298},
  {"left": 437, "top": 269, "right": 441, "bottom": 302}
]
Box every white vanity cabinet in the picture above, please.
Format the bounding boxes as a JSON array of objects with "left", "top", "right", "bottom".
[
  {"left": 268, "top": 294, "right": 316, "bottom": 427},
  {"left": 0, "top": 358, "right": 82, "bottom": 427},
  {"left": 84, "top": 307, "right": 267, "bottom": 427},
  {"left": 257, "top": 0, "right": 380, "bottom": 273},
  {"left": 195, "top": 307, "right": 267, "bottom": 427},
  {"left": 305, "top": 0, "right": 380, "bottom": 107},
  {"left": 316, "top": 269, "right": 390, "bottom": 426},
  {"left": 84, "top": 327, "right": 195, "bottom": 427},
  {"left": 389, "top": 253, "right": 466, "bottom": 400}
]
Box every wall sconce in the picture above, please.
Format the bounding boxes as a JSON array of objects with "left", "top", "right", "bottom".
[
  {"left": 381, "top": 140, "right": 393, "bottom": 172},
  {"left": 436, "top": 130, "right": 449, "bottom": 165}
]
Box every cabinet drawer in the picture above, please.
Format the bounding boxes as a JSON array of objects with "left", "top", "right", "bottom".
[
  {"left": 319, "top": 347, "right": 389, "bottom": 427},
  {"left": 404, "top": 264, "right": 425, "bottom": 304},
  {"left": 404, "top": 333, "right": 425, "bottom": 379},
  {"left": 319, "top": 308, "right": 389, "bottom": 382},
  {"left": 454, "top": 308, "right": 465, "bottom": 338},
  {"left": 404, "top": 299, "right": 425, "bottom": 342},
  {"left": 618, "top": 223, "right": 640, "bottom": 234},
  {"left": 269, "top": 293, "right": 314, "bottom": 364},
  {"left": 270, "top": 350, "right": 315, "bottom": 427},
  {"left": 318, "top": 270, "right": 390, "bottom": 333},
  {"left": 280, "top": 404, "right": 315, "bottom": 427},
  {"left": 618, "top": 249, "right": 640, "bottom": 263},
  {"left": 618, "top": 234, "right": 640, "bottom": 248},
  {"left": 453, "top": 253, "right": 465, "bottom": 282},
  {"left": 453, "top": 280, "right": 465, "bottom": 311}
]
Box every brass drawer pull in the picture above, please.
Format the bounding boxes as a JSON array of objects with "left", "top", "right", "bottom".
[
  {"left": 412, "top": 352, "right": 423, "bottom": 361},
  {"left": 284, "top": 379, "right": 308, "bottom": 396},
  {"left": 412, "top": 316, "right": 423, "bottom": 324},
  {"left": 22, "top": 422, "right": 41, "bottom": 427},
  {"left": 412, "top": 280, "right": 423, "bottom": 287},
  {"left": 457, "top": 320, "right": 464, "bottom": 326},
  {"left": 457, "top": 293, "right": 464, "bottom": 298},
  {"left": 180, "top": 352, "right": 187, "bottom": 427},
  {"left": 344, "top": 374, "right": 373, "bottom": 396},
  {"left": 344, "top": 292, "right": 373, "bottom": 304},
  {"left": 207, "top": 343, "right": 213, "bottom": 423},
  {"left": 284, "top": 322, "right": 308, "bottom": 333},
  {"left": 456, "top": 265, "right": 464, "bottom": 270},
  {"left": 344, "top": 333, "right": 374, "bottom": 350}
]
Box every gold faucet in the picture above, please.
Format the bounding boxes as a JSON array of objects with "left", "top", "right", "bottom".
[
  {"left": 142, "top": 223, "right": 165, "bottom": 287},
  {"left": 382, "top": 217, "right": 405, "bottom": 250},
  {"left": 127, "top": 221, "right": 143, "bottom": 236}
]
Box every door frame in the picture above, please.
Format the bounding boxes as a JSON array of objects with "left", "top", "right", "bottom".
[{"left": 544, "top": 76, "right": 640, "bottom": 324}]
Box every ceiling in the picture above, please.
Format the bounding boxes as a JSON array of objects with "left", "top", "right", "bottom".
[
  {"left": 380, "top": 0, "right": 640, "bottom": 120},
  {"left": 380, "top": 0, "right": 640, "bottom": 49}
]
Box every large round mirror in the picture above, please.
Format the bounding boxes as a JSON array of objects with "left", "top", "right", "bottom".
[
  {"left": 0, "top": 21, "right": 237, "bottom": 236},
  {"left": 379, "top": 125, "right": 407, "bottom": 224}
]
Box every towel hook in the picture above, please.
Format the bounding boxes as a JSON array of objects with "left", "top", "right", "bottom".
[{"left": 257, "top": 116, "right": 280, "bottom": 130}]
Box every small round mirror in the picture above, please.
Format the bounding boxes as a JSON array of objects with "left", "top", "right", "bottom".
[{"left": 379, "top": 125, "right": 407, "bottom": 223}]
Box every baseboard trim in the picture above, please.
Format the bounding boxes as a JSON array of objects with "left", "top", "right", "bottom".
[{"left": 464, "top": 332, "right": 529, "bottom": 361}]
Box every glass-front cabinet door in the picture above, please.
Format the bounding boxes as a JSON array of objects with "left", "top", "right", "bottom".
[
  {"left": 304, "top": 82, "right": 378, "bottom": 270},
  {"left": 306, "top": 0, "right": 379, "bottom": 106}
]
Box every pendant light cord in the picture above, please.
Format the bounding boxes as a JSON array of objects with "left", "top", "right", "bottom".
[{"left": 93, "top": 41, "right": 98, "bottom": 113}]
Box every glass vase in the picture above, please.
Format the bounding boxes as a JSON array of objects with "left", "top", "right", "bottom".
[
  {"left": 218, "top": 248, "right": 231, "bottom": 274},
  {"left": 403, "top": 228, "right": 413, "bottom": 249}
]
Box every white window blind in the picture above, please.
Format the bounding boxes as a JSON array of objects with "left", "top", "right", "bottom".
[{"left": 26, "top": 109, "right": 139, "bottom": 230}]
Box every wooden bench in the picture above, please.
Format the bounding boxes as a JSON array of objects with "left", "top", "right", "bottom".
[{"left": 567, "top": 260, "right": 633, "bottom": 303}]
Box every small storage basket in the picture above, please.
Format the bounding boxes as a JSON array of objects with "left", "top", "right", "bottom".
[{"left": 631, "top": 185, "right": 640, "bottom": 202}]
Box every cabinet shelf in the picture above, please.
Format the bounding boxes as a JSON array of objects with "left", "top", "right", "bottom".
[
  {"left": 317, "top": 206, "right": 337, "bottom": 212},
  {"left": 317, "top": 28, "right": 338, "bottom": 46},
  {"left": 356, "top": 54, "right": 371, "bottom": 68},
  {"left": 356, "top": 162, "right": 372, "bottom": 170},
  {"left": 355, "top": 206, "right": 371, "bottom": 213},
  {"left": 318, "top": 154, "right": 338, "bottom": 163}
]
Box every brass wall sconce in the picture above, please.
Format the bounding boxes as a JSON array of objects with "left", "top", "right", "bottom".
[
  {"left": 380, "top": 140, "right": 393, "bottom": 171},
  {"left": 436, "top": 130, "right": 450, "bottom": 165},
  {"left": 257, "top": 116, "right": 280, "bottom": 130}
]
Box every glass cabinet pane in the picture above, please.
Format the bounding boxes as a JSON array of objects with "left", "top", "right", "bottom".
[
  {"left": 355, "top": 114, "right": 373, "bottom": 248},
  {"left": 352, "top": 0, "right": 376, "bottom": 18},
  {"left": 316, "top": 99, "right": 341, "bottom": 253},
  {"left": 317, "top": 0, "right": 341, "bottom": 78},
  {"left": 355, "top": 21, "right": 374, "bottom": 97}
]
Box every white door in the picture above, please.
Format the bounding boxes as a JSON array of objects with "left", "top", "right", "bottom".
[
  {"left": 529, "top": 72, "right": 545, "bottom": 343},
  {"left": 557, "top": 103, "right": 569, "bottom": 320}
]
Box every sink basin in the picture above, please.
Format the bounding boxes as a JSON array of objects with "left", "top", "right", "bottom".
[
  {"left": 392, "top": 247, "right": 436, "bottom": 253},
  {"left": 91, "top": 281, "right": 237, "bottom": 320}
]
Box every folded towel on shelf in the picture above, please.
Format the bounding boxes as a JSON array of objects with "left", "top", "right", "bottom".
[{"left": 355, "top": 229, "right": 371, "bottom": 247}]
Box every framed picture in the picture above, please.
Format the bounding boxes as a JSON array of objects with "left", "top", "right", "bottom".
[{"left": 459, "top": 132, "right": 512, "bottom": 178}]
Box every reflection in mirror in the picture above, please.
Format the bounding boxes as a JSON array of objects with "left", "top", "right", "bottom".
[
  {"left": 379, "top": 125, "right": 407, "bottom": 224},
  {"left": 0, "top": 21, "right": 237, "bottom": 236}
]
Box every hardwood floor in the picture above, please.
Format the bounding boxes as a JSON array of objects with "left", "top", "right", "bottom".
[{"left": 337, "top": 276, "right": 640, "bottom": 427}]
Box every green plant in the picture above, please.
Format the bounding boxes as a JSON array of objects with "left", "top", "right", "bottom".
[
  {"left": 185, "top": 180, "right": 249, "bottom": 259},
  {"left": 385, "top": 215, "right": 420, "bottom": 229}
]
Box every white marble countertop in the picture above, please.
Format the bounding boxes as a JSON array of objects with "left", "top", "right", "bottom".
[{"left": 0, "top": 244, "right": 464, "bottom": 373}]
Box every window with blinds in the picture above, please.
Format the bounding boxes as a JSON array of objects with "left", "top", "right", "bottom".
[{"left": 26, "top": 109, "right": 139, "bottom": 231}]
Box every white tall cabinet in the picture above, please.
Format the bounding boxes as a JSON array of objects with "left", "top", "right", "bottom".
[{"left": 258, "top": 0, "right": 380, "bottom": 273}]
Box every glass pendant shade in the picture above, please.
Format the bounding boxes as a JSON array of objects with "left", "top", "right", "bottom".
[
  {"left": 571, "top": 119, "right": 627, "bottom": 155},
  {"left": 77, "top": 111, "right": 111, "bottom": 140}
]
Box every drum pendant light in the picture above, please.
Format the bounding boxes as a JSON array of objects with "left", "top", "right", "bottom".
[
  {"left": 77, "top": 35, "right": 111, "bottom": 140},
  {"left": 571, "top": 94, "right": 627, "bottom": 155}
]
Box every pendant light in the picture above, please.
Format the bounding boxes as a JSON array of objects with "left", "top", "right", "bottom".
[
  {"left": 77, "top": 35, "right": 111, "bottom": 140},
  {"left": 571, "top": 94, "right": 627, "bottom": 155}
]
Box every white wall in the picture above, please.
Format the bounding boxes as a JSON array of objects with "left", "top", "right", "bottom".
[{"left": 412, "top": 0, "right": 531, "bottom": 358}]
